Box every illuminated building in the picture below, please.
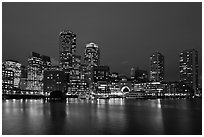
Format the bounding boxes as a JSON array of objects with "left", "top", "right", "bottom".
[
  {"left": 27, "top": 52, "right": 43, "bottom": 92},
  {"left": 84, "top": 42, "right": 100, "bottom": 67},
  {"left": 59, "top": 30, "right": 76, "bottom": 72},
  {"left": 79, "top": 63, "right": 89, "bottom": 92},
  {"left": 84, "top": 42, "right": 100, "bottom": 86},
  {"left": 59, "top": 30, "right": 77, "bottom": 93},
  {"left": 2, "top": 64, "right": 14, "bottom": 94},
  {"left": 68, "top": 55, "right": 82, "bottom": 93},
  {"left": 179, "top": 49, "right": 198, "bottom": 95},
  {"left": 134, "top": 68, "right": 148, "bottom": 83},
  {"left": 3, "top": 60, "right": 21, "bottom": 88},
  {"left": 92, "top": 66, "right": 110, "bottom": 94},
  {"left": 43, "top": 66, "right": 68, "bottom": 96},
  {"left": 162, "top": 82, "right": 191, "bottom": 97},
  {"left": 27, "top": 52, "right": 52, "bottom": 93},
  {"left": 109, "top": 72, "right": 121, "bottom": 95},
  {"left": 150, "top": 52, "right": 164, "bottom": 82},
  {"left": 133, "top": 82, "right": 163, "bottom": 96}
]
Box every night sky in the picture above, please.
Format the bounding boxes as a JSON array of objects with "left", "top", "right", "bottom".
[{"left": 2, "top": 2, "right": 202, "bottom": 82}]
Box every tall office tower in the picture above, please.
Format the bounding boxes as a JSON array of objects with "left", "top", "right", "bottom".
[
  {"left": 68, "top": 55, "right": 81, "bottom": 93},
  {"left": 84, "top": 42, "right": 100, "bottom": 85},
  {"left": 59, "top": 30, "right": 76, "bottom": 72},
  {"left": 130, "top": 67, "right": 135, "bottom": 80},
  {"left": 27, "top": 52, "right": 43, "bottom": 92},
  {"left": 149, "top": 52, "right": 164, "bottom": 82},
  {"left": 3, "top": 60, "right": 21, "bottom": 88},
  {"left": 179, "top": 49, "right": 198, "bottom": 95}
]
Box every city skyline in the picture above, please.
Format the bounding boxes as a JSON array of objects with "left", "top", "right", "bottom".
[{"left": 2, "top": 2, "right": 202, "bottom": 82}]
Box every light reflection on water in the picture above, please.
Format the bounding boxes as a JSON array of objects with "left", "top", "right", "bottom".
[{"left": 2, "top": 98, "right": 202, "bottom": 135}]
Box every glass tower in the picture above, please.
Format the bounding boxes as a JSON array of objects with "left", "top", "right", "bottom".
[
  {"left": 149, "top": 52, "right": 164, "bottom": 82},
  {"left": 179, "top": 49, "right": 198, "bottom": 95}
]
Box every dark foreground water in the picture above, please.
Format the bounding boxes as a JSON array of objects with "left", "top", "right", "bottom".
[{"left": 2, "top": 98, "right": 202, "bottom": 135}]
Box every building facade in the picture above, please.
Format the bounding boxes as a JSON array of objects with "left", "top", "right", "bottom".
[
  {"left": 150, "top": 52, "right": 164, "bottom": 82},
  {"left": 59, "top": 30, "right": 76, "bottom": 73},
  {"left": 3, "top": 60, "right": 21, "bottom": 88},
  {"left": 92, "top": 66, "right": 110, "bottom": 94},
  {"left": 68, "top": 55, "right": 82, "bottom": 93},
  {"left": 84, "top": 42, "right": 100, "bottom": 87},
  {"left": 2, "top": 64, "right": 14, "bottom": 94},
  {"left": 179, "top": 49, "right": 199, "bottom": 95},
  {"left": 43, "top": 66, "right": 68, "bottom": 96},
  {"left": 27, "top": 52, "right": 43, "bottom": 92}
]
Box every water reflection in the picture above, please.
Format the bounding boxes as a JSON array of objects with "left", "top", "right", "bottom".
[{"left": 2, "top": 98, "right": 202, "bottom": 135}]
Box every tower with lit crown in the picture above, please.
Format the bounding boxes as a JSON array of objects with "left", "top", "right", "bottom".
[{"left": 84, "top": 42, "right": 100, "bottom": 85}]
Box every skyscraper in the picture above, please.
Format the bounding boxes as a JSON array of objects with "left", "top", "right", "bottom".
[
  {"left": 84, "top": 42, "right": 100, "bottom": 86},
  {"left": 179, "top": 49, "right": 198, "bottom": 95},
  {"left": 27, "top": 52, "right": 43, "bottom": 92},
  {"left": 59, "top": 30, "right": 76, "bottom": 72},
  {"left": 149, "top": 52, "right": 164, "bottom": 82},
  {"left": 68, "top": 55, "right": 81, "bottom": 93}
]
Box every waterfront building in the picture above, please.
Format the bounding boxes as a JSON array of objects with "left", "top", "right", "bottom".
[
  {"left": 27, "top": 52, "right": 43, "bottom": 92},
  {"left": 92, "top": 66, "right": 110, "bottom": 94},
  {"left": 149, "top": 52, "right": 164, "bottom": 82},
  {"left": 2, "top": 64, "right": 14, "bottom": 94},
  {"left": 133, "top": 82, "right": 163, "bottom": 96},
  {"left": 134, "top": 68, "right": 148, "bottom": 83},
  {"left": 3, "top": 60, "right": 21, "bottom": 88},
  {"left": 84, "top": 42, "right": 100, "bottom": 87},
  {"left": 43, "top": 66, "right": 68, "bottom": 96},
  {"left": 162, "top": 81, "right": 191, "bottom": 97},
  {"left": 179, "top": 49, "right": 198, "bottom": 95},
  {"left": 133, "top": 81, "right": 191, "bottom": 97}
]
